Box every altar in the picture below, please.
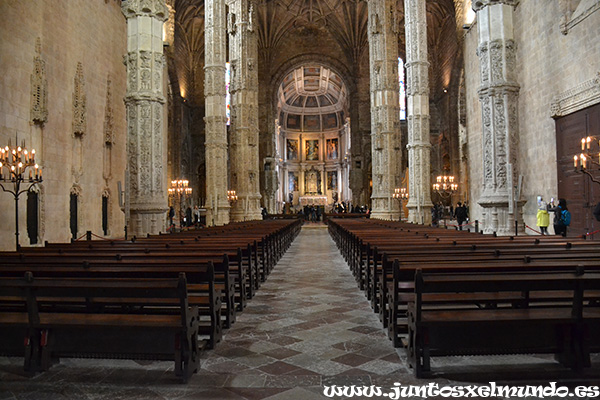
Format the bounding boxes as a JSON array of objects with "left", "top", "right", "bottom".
[{"left": 299, "top": 196, "right": 328, "bottom": 206}]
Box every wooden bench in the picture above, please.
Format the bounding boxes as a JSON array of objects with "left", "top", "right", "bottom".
[
  {"left": 407, "top": 269, "right": 600, "bottom": 377},
  {"left": 0, "top": 271, "right": 205, "bottom": 382},
  {"left": 0, "top": 260, "right": 223, "bottom": 349}
]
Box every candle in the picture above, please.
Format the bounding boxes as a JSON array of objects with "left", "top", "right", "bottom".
[
  {"left": 587, "top": 136, "right": 592, "bottom": 149},
  {"left": 574, "top": 155, "right": 578, "bottom": 168},
  {"left": 582, "top": 154, "right": 587, "bottom": 169},
  {"left": 582, "top": 138, "right": 586, "bottom": 150}
]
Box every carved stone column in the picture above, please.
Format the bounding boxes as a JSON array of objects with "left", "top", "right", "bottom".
[
  {"left": 474, "top": 0, "right": 523, "bottom": 235},
  {"left": 227, "top": 0, "right": 262, "bottom": 221},
  {"left": 367, "top": 0, "right": 401, "bottom": 220},
  {"left": 205, "top": 0, "right": 230, "bottom": 226},
  {"left": 404, "top": 0, "right": 432, "bottom": 224},
  {"left": 122, "top": 0, "right": 169, "bottom": 236}
]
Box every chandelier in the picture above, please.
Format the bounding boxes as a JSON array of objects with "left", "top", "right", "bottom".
[{"left": 432, "top": 175, "right": 458, "bottom": 196}]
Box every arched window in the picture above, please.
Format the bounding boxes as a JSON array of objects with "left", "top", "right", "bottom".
[{"left": 398, "top": 57, "right": 406, "bottom": 120}]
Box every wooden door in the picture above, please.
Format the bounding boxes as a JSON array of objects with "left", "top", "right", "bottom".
[{"left": 555, "top": 103, "right": 600, "bottom": 237}]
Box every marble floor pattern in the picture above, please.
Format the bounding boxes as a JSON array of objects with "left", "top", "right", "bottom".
[{"left": 1, "top": 223, "right": 599, "bottom": 400}]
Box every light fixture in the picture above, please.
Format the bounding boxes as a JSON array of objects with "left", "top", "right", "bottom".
[
  {"left": 574, "top": 135, "right": 600, "bottom": 185},
  {"left": 433, "top": 175, "right": 458, "bottom": 197},
  {"left": 0, "top": 138, "right": 43, "bottom": 250}
]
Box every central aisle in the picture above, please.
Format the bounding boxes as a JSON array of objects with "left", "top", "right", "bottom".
[{"left": 195, "top": 223, "right": 409, "bottom": 398}]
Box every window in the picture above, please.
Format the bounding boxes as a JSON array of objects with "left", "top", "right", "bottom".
[
  {"left": 226, "top": 62, "right": 231, "bottom": 125},
  {"left": 102, "top": 195, "right": 109, "bottom": 236},
  {"left": 70, "top": 193, "right": 78, "bottom": 240},
  {"left": 27, "top": 191, "right": 39, "bottom": 245},
  {"left": 398, "top": 57, "right": 406, "bottom": 120}
]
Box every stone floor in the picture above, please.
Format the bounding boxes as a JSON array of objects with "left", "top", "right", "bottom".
[{"left": 1, "top": 223, "right": 599, "bottom": 399}]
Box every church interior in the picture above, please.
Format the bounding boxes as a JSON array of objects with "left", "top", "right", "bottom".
[{"left": 1, "top": 0, "right": 600, "bottom": 398}]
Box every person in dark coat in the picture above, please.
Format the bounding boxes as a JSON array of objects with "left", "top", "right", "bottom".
[
  {"left": 549, "top": 198, "right": 569, "bottom": 237},
  {"left": 455, "top": 202, "right": 468, "bottom": 230}
]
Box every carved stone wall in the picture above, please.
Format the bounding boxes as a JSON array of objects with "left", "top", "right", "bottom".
[
  {"left": 122, "top": 0, "right": 169, "bottom": 236},
  {"left": 0, "top": 0, "right": 128, "bottom": 250},
  {"left": 30, "top": 38, "right": 48, "bottom": 126}
]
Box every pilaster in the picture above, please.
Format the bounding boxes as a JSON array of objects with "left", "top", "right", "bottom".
[
  {"left": 474, "top": 0, "right": 524, "bottom": 234},
  {"left": 204, "top": 0, "right": 230, "bottom": 226},
  {"left": 121, "top": 0, "right": 169, "bottom": 236},
  {"left": 367, "top": 0, "right": 401, "bottom": 221},
  {"left": 404, "top": 0, "right": 432, "bottom": 224}
]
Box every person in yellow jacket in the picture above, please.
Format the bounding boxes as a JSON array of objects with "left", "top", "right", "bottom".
[{"left": 536, "top": 199, "right": 550, "bottom": 235}]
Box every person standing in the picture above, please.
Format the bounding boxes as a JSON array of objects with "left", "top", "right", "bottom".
[
  {"left": 455, "top": 202, "right": 467, "bottom": 231},
  {"left": 549, "top": 198, "right": 570, "bottom": 237},
  {"left": 536, "top": 198, "right": 549, "bottom": 235}
]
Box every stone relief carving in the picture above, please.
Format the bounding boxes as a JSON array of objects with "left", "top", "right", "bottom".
[
  {"left": 31, "top": 37, "right": 48, "bottom": 126},
  {"left": 72, "top": 62, "right": 86, "bottom": 137},
  {"left": 476, "top": 43, "right": 489, "bottom": 83},
  {"left": 489, "top": 40, "right": 503, "bottom": 82},
  {"left": 104, "top": 77, "right": 114, "bottom": 145},
  {"left": 248, "top": 2, "right": 255, "bottom": 32},
  {"left": 550, "top": 72, "right": 600, "bottom": 118},
  {"left": 228, "top": 12, "right": 237, "bottom": 35},
  {"left": 370, "top": 13, "right": 381, "bottom": 34},
  {"left": 505, "top": 40, "right": 517, "bottom": 82}
]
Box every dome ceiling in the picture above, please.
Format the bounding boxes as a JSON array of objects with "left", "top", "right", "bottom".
[{"left": 278, "top": 65, "right": 347, "bottom": 132}]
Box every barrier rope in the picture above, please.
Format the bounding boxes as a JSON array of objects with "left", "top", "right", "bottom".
[
  {"left": 89, "top": 232, "right": 113, "bottom": 241},
  {"left": 74, "top": 233, "right": 88, "bottom": 241},
  {"left": 445, "top": 220, "right": 474, "bottom": 228},
  {"left": 586, "top": 229, "right": 600, "bottom": 236},
  {"left": 524, "top": 224, "right": 543, "bottom": 235}
]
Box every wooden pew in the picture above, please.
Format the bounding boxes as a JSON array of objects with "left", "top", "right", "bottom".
[
  {"left": 0, "top": 271, "right": 205, "bottom": 382},
  {"left": 0, "top": 259, "right": 223, "bottom": 349},
  {"left": 407, "top": 268, "right": 600, "bottom": 377}
]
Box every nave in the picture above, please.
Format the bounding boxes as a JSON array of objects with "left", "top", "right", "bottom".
[{"left": 1, "top": 224, "right": 599, "bottom": 400}]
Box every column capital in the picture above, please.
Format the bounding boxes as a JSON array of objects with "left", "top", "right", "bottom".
[{"left": 122, "top": 0, "right": 169, "bottom": 21}]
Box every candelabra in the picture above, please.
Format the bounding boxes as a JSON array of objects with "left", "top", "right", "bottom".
[
  {"left": 574, "top": 136, "right": 600, "bottom": 186},
  {"left": 432, "top": 175, "right": 458, "bottom": 197},
  {"left": 392, "top": 188, "right": 408, "bottom": 221},
  {"left": 168, "top": 179, "right": 192, "bottom": 228},
  {"left": 0, "top": 140, "right": 43, "bottom": 250},
  {"left": 227, "top": 190, "right": 238, "bottom": 203}
]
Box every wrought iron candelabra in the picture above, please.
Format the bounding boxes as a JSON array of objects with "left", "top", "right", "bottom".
[
  {"left": 0, "top": 140, "right": 43, "bottom": 250},
  {"left": 574, "top": 136, "right": 600, "bottom": 186}
]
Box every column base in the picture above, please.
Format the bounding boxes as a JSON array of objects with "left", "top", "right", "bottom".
[
  {"left": 129, "top": 206, "right": 169, "bottom": 238},
  {"left": 407, "top": 206, "right": 432, "bottom": 225},
  {"left": 478, "top": 195, "right": 526, "bottom": 236}
]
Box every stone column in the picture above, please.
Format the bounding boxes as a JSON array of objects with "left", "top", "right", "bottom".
[
  {"left": 204, "top": 0, "right": 230, "bottom": 226},
  {"left": 122, "top": 0, "right": 169, "bottom": 237},
  {"left": 404, "top": 0, "right": 432, "bottom": 224},
  {"left": 367, "top": 0, "right": 401, "bottom": 221},
  {"left": 227, "top": 0, "right": 261, "bottom": 221},
  {"left": 474, "top": 0, "right": 523, "bottom": 234}
]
